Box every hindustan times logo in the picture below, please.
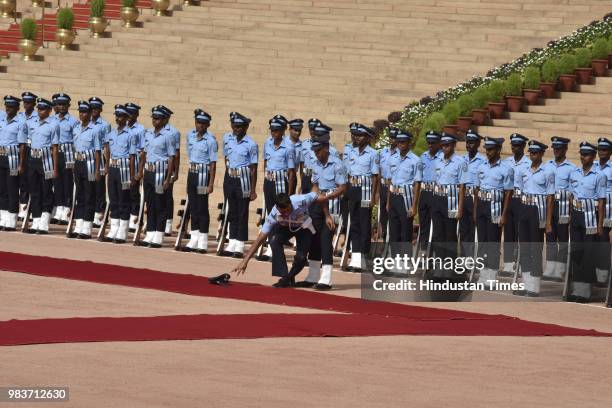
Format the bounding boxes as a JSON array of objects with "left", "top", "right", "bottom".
[{"left": 372, "top": 255, "right": 486, "bottom": 275}]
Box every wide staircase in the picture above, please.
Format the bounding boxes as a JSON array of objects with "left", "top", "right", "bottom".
[
  {"left": 0, "top": 0, "right": 609, "bottom": 203},
  {"left": 476, "top": 75, "right": 612, "bottom": 161}
]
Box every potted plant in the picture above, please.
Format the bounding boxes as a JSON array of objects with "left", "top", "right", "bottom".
[
  {"left": 540, "top": 59, "right": 559, "bottom": 98},
  {"left": 487, "top": 80, "right": 506, "bottom": 119},
  {"left": 558, "top": 54, "right": 577, "bottom": 91},
  {"left": 89, "top": 0, "right": 107, "bottom": 38},
  {"left": 121, "top": 0, "right": 139, "bottom": 27},
  {"left": 574, "top": 47, "right": 592, "bottom": 84},
  {"left": 0, "top": 0, "right": 16, "bottom": 18},
  {"left": 441, "top": 102, "right": 460, "bottom": 135},
  {"left": 591, "top": 37, "right": 608, "bottom": 77},
  {"left": 456, "top": 94, "right": 474, "bottom": 133},
  {"left": 522, "top": 66, "right": 541, "bottom": 105},
  {"left": 31, "top": 0, "right": 43, "bottom": 7},
  {"left": 152, "top": 0, "right": 170, "bottom": 16},
  {"left": 419, "top": 112, "right": 445, "bottom": 142},
  {"left": 471, "top": 87, "right": 490, "bottom": 126},
  {"left": 18, "top": 18, "right": 38, "bottom": 61},
  {"left": 505, "top": 72, "right": 524, "bottom": 112},
  {"left": 55, "top": 8, "right": 75, "bottom": 49},
  {"left": 608, "top": 35, "right": 612, "bottom": 70}
]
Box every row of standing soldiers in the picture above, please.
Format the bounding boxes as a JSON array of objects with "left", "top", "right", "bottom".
[{"left": 0, "top": 92, "right": 610, "bottom": 300}]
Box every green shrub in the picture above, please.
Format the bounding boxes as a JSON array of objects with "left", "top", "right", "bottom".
[
  {"left": 472, "top": 87, "right": 490, "bottom": 109},
  {"left": 91, "top": 0, "right": 105, "bottom": 18},
  {"left": 121, "top": 0, "right": 136, "bottom": 7},
  {"left": 488, "top": 80, "right": 506, "bottom": 102},
  {"left": 441, "top": 102, "right": 460, "bottom": 124},
  {"left": 456, "top": 94, "right": 475, "bottom": 116},
  {"left": 522, "top": 66, "right": 541, "bottom": 89},
  {"left": 505, "top": 73, "right": 523, "bottom": 96},
  {"left": 414, "top": 136, "right": 428, "bottom": 156},
  {"left": 574, "top": 47, "right": 592, "bottom": 68},
  {"left": 57, "top": 8, "right": 74, "bottom": 30},
  {"left": 541, "top": 59, "right": 559, "bottom": 82},
  {"left": 592, "top": 37, "right": 609, "bottom": 60},
  {"left": 20, "top": 18, "right": 37, "bottom": 41},
  {"left": 558, "top": 54, "right": 577, "bottom": 75}
]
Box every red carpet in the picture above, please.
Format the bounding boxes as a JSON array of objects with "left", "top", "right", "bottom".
[
  {"left": 0, "top": 251, "right": 610, "bottom": 345},
  {"left": 1, "top": 313, "right": 608, "bottom": 346}
]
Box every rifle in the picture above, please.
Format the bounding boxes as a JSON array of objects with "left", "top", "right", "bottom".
[
  {"left": 66, "top": 185, "right": 77, "bottom": 238},
  {"left": 97, "top": 201, "right": 111, "bottom": 241},
  {"left": 216, "top": 198, "right": 230, "bottom": 255},
  {"left": 174, "top": 198, "right": 190, "bottom": 251},
  {"left": 20, "top": 195, "right": 31, "bottom": 233},
  {"left": 254, "top": 195, "right": 269, "bottom": 261},
  {"left": 340, "top": 214, "right": 351, "bottom": 271},
  {"left": 332, "top": 211, "right": 344, "bottom": 255},
  {"left": 133, "top": 183, "right": 146, "bottom": 246},
  {"left": 605, "top": 263, "right": 612, "bottom": 307},
  {"left": 562, "top": 235, "right": 572, "bottom": 300},
  {"left": 214, "top": 201, "right": 225, "bottom": 242}
]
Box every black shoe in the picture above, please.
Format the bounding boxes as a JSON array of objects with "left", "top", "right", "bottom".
[
  {"left": 566, "top": 294, "right": 590, "bottom": 303},
  {"left": 149, "top": 243, "right": 162, "bottom": 249},
  {"left": 67, "top": 232, "right": 78, "bottom": 239},
  {"left": 512, "top": 290, "right": 527, "bottom": 296},
  {"left": 3, "top": 227, "right": 16, "bottom": 232},
  {"left": 58, "top": 220, "right": 69, "bottom": 226},
  {"left": 217, "top": 250, "right": 233, "bottom": 257},
  {"left": 37, "top": 230, "right": 48, "bottom": 235},
  {"left": 26, "top": 228, "right": 37, "bottom": 234},
  {"left": 314, "top": 283, "right": 332, "bottom": 291},
  {"left": 50, "top": 218, "right": 59, "bottom": 225},
  {"left": 137, "top": 241, "right": 150, "bottom": 247},
  {"left": 129, "top": 228, "right": 136, "bottom": 233},
  {"left": 197, "top": 249, "right": 208, "bottom": 254},
  {"left": 232, "top": 252, "right": 244, "bottom": 259},
  {"left": 100, "top": 236, "right": 114, "bottom": 243},
  {"left": 0, "top": 226, "right": 4, "bottom": 231},
  {"left": 113, "top": 239, "right": 126, "bottom": 244},
  {"left": 294, "top": 281, "right": 316, "bottom": 288},
  {"left": 273, "top": 277, "right": 294, "bottom": 288},
  {"left": 77, "top": 234, "right": 91, "bottom": 239},
  {"left": 181, "top": 247, "right": 194, "bottom": 252},
  {"left": 255, "top": 255, "right": 270, "bottom": 261},
  {"left": 164, "top": 232, "right": 172, "bottom": 237},
  {"left": 525, "top": 291, "right": 540, "bottom": 297}
]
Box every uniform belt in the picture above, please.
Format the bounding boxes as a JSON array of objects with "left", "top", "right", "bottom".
[
  {"left": 30, "top": 148, "right": 45, "bottom": 158},
  {"left": 75, "top": 152, "right": 89, "bottom": 161},
  {"left": 145, "top": 162, "right": 166, "bottom": 172},
  {"left": 555, "top": 190, "right": 569, "bottom": 200},
  {"left": 383, "top": 178, "right": 392, "bottom": 186},
  {"left": 0, "top": 146, "right": 7, "bottom": 155},
  {"left": 478, "top": 190, "right": 496, "bottom": 201},
  {"left": 513, "top": 188, "right": 522, "bottom": 197},
  {"left": 421, "top": 182, "right": 435, "bottom": 192},
  {"left": 303, "top": 168, "right": 313, "bottom": 177},
  {"left": 521, "top": 194, "right": 543, "bottom": 205},
  {"left": 110, "top": 158, "right": 129, "bottom": 167},
  {"left": 189, "top": 163, "right": 208, "bottom": 172},
  {"left": 465, "top": 186, "right": 476, "bottom": 196},
  {"left": 434, "top": 184, "right": 456, "bottom": 196},
  {"left": 349, "top": 176, "right": 369, "bottom": 185},
  {"left": 572, "top": 199, "right": 595, "bottom": 211},
  {"left": 390, "top": 184, "right": 410, "bottom": 194},
  {"left": 59, "top": 143, "right": 73, "bottom": 153},
  {"left": 228, "top": 166, "right": 249, "bottom": 178}
]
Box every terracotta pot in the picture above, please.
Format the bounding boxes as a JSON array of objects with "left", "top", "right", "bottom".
[
  {"left": 539, "top": 82, "right": 556, "bottom": 98},
  {"left": 522, "top": 89, "right": 540, "bottom": 105},
  {"left": 471, "top": 109, "right": 488, "bottom": 126},
  {"left": 608, "top": 54, "right": 612, "bottom": 69},
  {"left": 456, "top": 116, "right": 472, "bottom": 133},
  {"left": 488, "top": 102, "right": 506, "bottom": 119},
  {"left": 592, "top": 60, "right": 608, "bottom": 77},
  {"left": 442, "top": 125, "right": 458, "bottom": 136},
  {"left": 505, "top": 96, "right": 524, "bottom": 112},
  {"left": 574, "top": 68, "right": 592, "bottom": 84},
  {"left": 558, "top": 74, "right": 576, "bottom": 92}
]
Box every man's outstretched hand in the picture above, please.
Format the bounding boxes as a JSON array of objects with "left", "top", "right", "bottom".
[{"left": 231, "top": 259, "right": 249, "bottom": 275}]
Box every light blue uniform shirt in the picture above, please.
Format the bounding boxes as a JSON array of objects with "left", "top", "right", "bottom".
[
  {"left": 143, "top": 129, "right": 176, "bottom": 163},
  {"left": 516, "top": 163, "right": 555, "bottom": 195},
  {"left": 53, "top": 113, "right": 79, "bottom": 144},
  {"left": 30, "top": 117, "right": 60, "bottom": 149},
  {"left": 0, "top": 115, "right": 27, "bottom": 146},
  {"left": 569, "top": 166, "right": 606, "bottom": 200},
  {"left": 345, "top": 145, "right": 379, "bottom": 177},
  {"left": 19, "top": 111, "right": 38, "bottom": 144},
  {"left": 312, "top": 155, "right": 347, "bottom": 190},
  {"left": 379, "top": 146, "right": 398, "bottom": 181},
  {"left": 301, "top": 139, "right": 339, "bottom": 169},
  {"left": 462, "top": 152, "right": 486, "bottom": 187},
  {"left": 107, "top": 127, "right": 137, "bottom": 159},
  {"left": 73, "top": 122, "right": 101, "bottom": 152},
  {"left": 264, "top": 137, "right": 295, "bottom": 171},
  {"left": 594, "top": 161, "right": 612, "bottom": 194},
  {"left": 544, "top": 159, "right": 576, "bottom": 192},
  {"left": 391, "top": 151, "right": 422, "bottom": 186},
  {"left": 288, "top": 138, "right": 302, "bottom": 170},
  {"left": 261, "top": 192, "right": 317, "bottom": 234},
  {"left": 419, "top": 149, "right": 442, "bottom": 183},
  {"left": 435, "top": 154, "right": 466, "bottom": 185},
  {"left": 187, "top": 130, "right": 218, "bottom": 164},
  {"left": 222, "top": 132, "right": 236, "bottom": 158},
  {"left": 226, "top": 135, "right": 258, "bottom": 168},
  {"left": 504, "top": 155, "right": 531, "bottom": 189},
  {"left": 164, "top": 124, "right": 181, "bottom": 153},
  {"left": 476, "top": 159, "right": 514, "bottom": 191},
  {"left": 128, "top": 122, "right": 146, "bottom": 152},
  {"left": 92, "top": 116, "right": 111, "bottom": 146}
]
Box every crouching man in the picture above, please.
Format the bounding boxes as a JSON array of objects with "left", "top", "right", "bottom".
[{"left": 231, "top": 192, "right": 332, "bottom": 287}]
